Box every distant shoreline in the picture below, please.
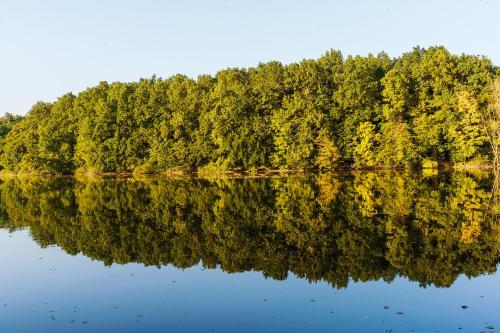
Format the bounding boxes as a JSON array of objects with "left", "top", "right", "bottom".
[{"left": 0, "top": 163, "right": 495, "bottom": 178}]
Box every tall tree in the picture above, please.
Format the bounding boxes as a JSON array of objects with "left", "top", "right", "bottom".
[{"left": 485, "top": 78, "right": 500, "bottom": 168}]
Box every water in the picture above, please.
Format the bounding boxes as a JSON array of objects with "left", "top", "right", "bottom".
[{"left": 0, "top": 171, "right": 498, "bottom": 332}]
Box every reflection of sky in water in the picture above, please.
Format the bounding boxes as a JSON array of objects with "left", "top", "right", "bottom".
[{"left": 0, "top": 230, "right": 498, "bottom": 333}]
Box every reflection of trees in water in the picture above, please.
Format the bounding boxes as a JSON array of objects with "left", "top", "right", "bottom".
[{"left": 0, "top": 171, "right": 498, "bottom": 289}]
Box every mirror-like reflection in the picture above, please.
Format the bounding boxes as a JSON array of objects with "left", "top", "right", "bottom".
[{"left": 0, "top": 171, "right": 498, "bottom": 289}]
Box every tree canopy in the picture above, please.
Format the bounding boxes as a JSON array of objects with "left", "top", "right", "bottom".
[{"left": 0, "top": 46, "right": 497, "bottom": 174}]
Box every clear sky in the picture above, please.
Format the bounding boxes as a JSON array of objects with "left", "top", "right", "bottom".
[{"left": 1, "top": 0, "right": 499, "bottom": 115}]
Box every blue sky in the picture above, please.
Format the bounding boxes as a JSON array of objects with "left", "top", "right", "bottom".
[{"left": 1, "top": 0, "right": 499, "bottom": 115}]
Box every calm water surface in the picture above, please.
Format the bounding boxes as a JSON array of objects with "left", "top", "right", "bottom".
[{"left": 0, "top": 171, "right": 498, "bottom": 332}]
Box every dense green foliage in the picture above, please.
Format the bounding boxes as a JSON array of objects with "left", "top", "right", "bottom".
[
  {"left": 0, "top": 46, "right": 497, "bottom": 174},
  {"left": 0, "top": 113, "right": 24, "bottom": 160},
  {"left": 0, "top": 171, "right": 498, "bottom": 288}
]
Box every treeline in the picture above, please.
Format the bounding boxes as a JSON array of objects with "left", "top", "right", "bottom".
[
  {"left": 0, "top": 46, "right": 498, "bottom": 174},
  {"left": 0, "top": 171, "right": 498, "bottom": 288}
]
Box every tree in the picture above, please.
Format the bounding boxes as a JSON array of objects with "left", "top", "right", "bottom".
[
  {"left": 206, "top": 68, "right": 257, "bottom": 168},
  {"left": 147, "top": 75, "right": 201, "bottom": 170},
  {"left": 0, "top": 46, "right": 496, "bottom": 174},
  {"left": 353, "top": 122, "right": 378, "bottom": 167},
  {"left": 315, "top": 129, "right": 340, "bottom": 170},
  {"left": 272, "top": 93, "right": 325, "bottom": 168},
  {"left": 0, "top": 113, "right": 24, "bottom": 168},
  {"left": 37, "top": 93, "right": 78, "bottom": 173},
  {"left": 1, "top": 102, "right": 52, "bottom": 173},
  {"left": 448, "top": 90, "right": 489, "bottom": 163},
  {"left": 484, "top": 78, "right": 500, "bottom": 168},
  {"left": 271, "top": 59, "right": 334, "bottom": 168},
  {"left": 334, "top": 53, "right": 391, "bottom": 162},
  {"left": 377, "top": 121, "right": 418, "bottom": 167}
]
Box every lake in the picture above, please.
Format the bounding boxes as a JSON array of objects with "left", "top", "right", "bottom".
[{"left": 0, "top": 171, "right": 498, "bottom": 332}]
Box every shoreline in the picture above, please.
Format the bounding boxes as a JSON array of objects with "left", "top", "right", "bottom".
[{"left": 0, "top": 163, "right": 496, "bottom": 179}]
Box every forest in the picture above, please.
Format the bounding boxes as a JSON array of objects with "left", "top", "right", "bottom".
[
  {"left": 0, "top": 46, "right": 499, "bottom": 174},
  {"left": 0, "top": 171, "right": 498, "bottom": 288}
]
